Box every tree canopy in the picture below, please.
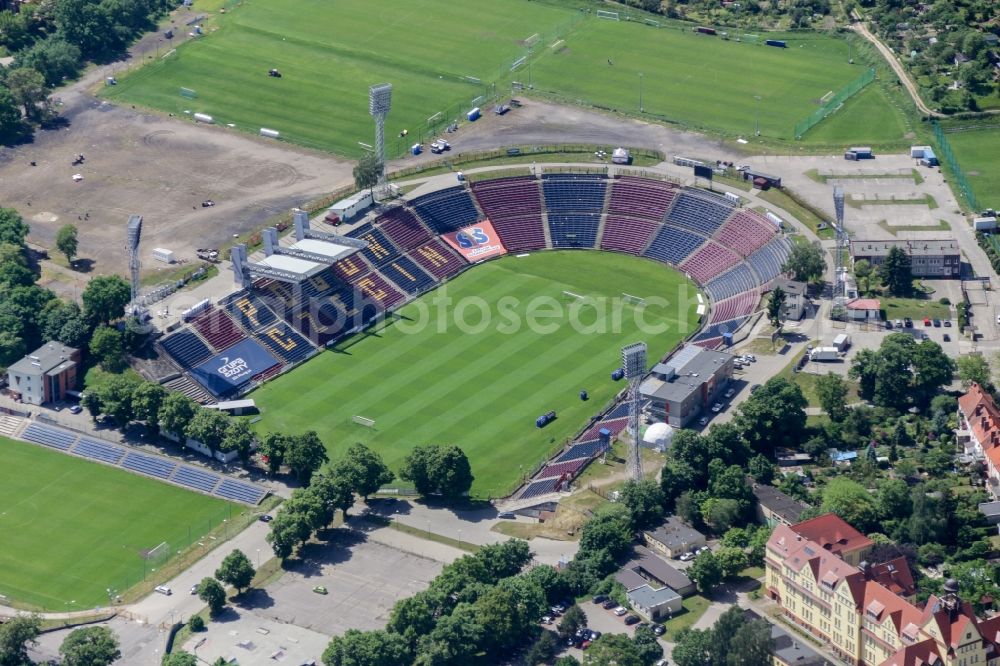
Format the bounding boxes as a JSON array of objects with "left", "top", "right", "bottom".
[{"left": 782, "top": 241, "right": 826, "bottom": 283}]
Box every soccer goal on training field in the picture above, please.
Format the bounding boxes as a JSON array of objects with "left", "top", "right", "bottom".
[
  {"left": 622, "top": 293, "right": 646, "bottom": 306},
  {"left": 179, "top": 87, "right": 197, "bottom": 99},
  {"left": 596, "top": 10, "right": 619, "bottom": 20},
  {"left": 352, "top": 415, "right": 375, "bottom": 428}
]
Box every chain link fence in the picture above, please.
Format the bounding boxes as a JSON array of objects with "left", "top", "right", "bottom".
[
  {"left": 794, "top": 67, "right": 875, "bottom": 139},
  {"left": 932, "top": 121, "right": 979, "bottom": 212}
]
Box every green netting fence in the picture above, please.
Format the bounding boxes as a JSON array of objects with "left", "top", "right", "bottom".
[
  {"left": 932, "top": 121, "right": 979, "bottom": 212},
  {"left": 794, "top": 67, "right": 875, "bottom": 139}
]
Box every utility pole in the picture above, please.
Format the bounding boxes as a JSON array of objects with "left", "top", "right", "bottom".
[
  {"left": 754, "top": 95, "right": 762, "bottom": 136},
  {"left": 639, "top": 73, "right": 644, "bottom": 113}
]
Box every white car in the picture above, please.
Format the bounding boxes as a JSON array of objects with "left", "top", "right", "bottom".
[
  {"left": 155, "top": 585, "right": 172, "bottom": 596},
  {"left": 711, "top": 402, "right": 723, "bottom": 413},
  {"left": 679, "top": 552, "right": 696, "bottom": 561},
  {"left": 613, "top": 607, "right": 628, "bottom": 616},
  {"left": 724, "top": 388, "right": 736, "bottom": 399}
]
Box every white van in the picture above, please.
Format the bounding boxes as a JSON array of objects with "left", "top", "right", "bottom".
[{"left": 155, "top": 585, "right": 172, "bottom": 596}]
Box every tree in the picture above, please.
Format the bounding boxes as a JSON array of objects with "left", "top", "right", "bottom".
[
  {"left": 672, "top": 628, "right": 712, "bottom": 666},
  {"left": 910, "top": 339, "right": 956, "bottom": 408},
  {"left": 524, "top": 631, "right": 559, "bottom": 666},
  {"left": 748, "top": 454, "right": 775, "bottom": 484},
  {"left": 353, "top": 151, "right": 383, "bottom": 193},
  {"left": 876, "top": 478, "right": 912, "bottom": 523},
  {"left": 322, "top": 629, "right": 411, "bottom": 666},
  {"left": 285, "top": 431, "right": 329, "bottom": 485},
  {"left": 766, "top": 286, "right": 786, "bottom": 328},
  {"left": 688, "top": 550, "right": 723, "bottom": 594},
  {"left": 56, "top": 223, "right": 78, "bottom": 264},
  {"left": 163, "top": 652, "right": 198, "bottom": 666},
  {"left": 221, "top": 419, "right": 256, "bottom": 466},
  {"left": 81, "top": 274, "right": 131, "bottom": 324},
  {"left": 735, "top": 377, "right": 807, "bottom": 455},
  {"left": 335, "top": 443, "right": 394, "bottom": 500},
  {"left": 557, "top": 604, "right": 587, "bottom": 639},
  {"left": 957, "top": 355, "right": 992, "bottom": 390},
  {"left": 821, "top": 478, "right": 878, "bottom": 533},
  {"left": 854, "top": 259, "right": 873, "bottom": 294},
  {"left": 715, "top": 546, "right": 750, "bottom": 579},
  {"left": 727, "top": 619, "right": 774, "bottom": 666},
  {"left": 131, "top": 381, "right": 167, "bottom": 431},
  {"left": 309, "top": 469, "right": 356, "bottom": 519},
  {"left": 89, "top": 325, "right": 125, "bottom": 372},
  {"left": 197, "top": 577, "right": 227, "bottom": 616},
  {"left": 0, "top": 614, "right": 40, "bottom": 666},
  {"left": 815, "top": 372, "right": 849, "bottom": 422},
  {"left": 0, "top": 208, "right": 29, "bottom": 246},
  {"left": 878, "top": 245, "right": 913, "bottom": 296},
  {"left": 782, "top": 241, "right": 826, "bottom": 283},
  {"left": 58, "top": 626, "right": 120, "bottom": 666},
  {"left": 266, "top": 509, "right": 309, "bottom": 559},
  {"left": 43, "top": 301, "right": 88, "bottom": 349},
  {"left": 578, "top": 503, "right": 634, "bottom": 561},
  {"left": 97, "top": 372, "right": 141, "bottom": 427},
  {"left": 633, "top": 624, "right": 663, "bottom": 665},
  {"left": 555, "top": 657, "right": 581, "bottom": 666},
  {"left": 5, "top": 67, "right": 48, "bottom": 122},
  {"left": 215, "top": 549, "right": 255, "bottom": 594},
  {"left": 258, "top": 432, "right": 290, "bottom": 475},
  {"left": 399, "top": 444, "right": 474, "bottom": 500},
  {"left": 186, "top": 409, "right": 230, "bottom": 455},
  {"left": 160, "top": 392, "right": 197, "bottom": 439},
  {"left": 583, "top": 633, "right": 644, "bottom": 666},
  {"left": 15, "top": 35, "right": 82, "bottom": 86},
  {"left": 0, "top": 84, "right": 25, "bottom": 144},
  {"left": 617, "top": 479, "right": 665, "bottom": 529}
]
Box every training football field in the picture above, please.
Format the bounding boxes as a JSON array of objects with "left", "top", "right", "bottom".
[
  {"left": 251, "top": 251, "right": 699, "bottom": 498},
  {"left": 0, "top": 436, "right": 236, "bottom": 610},
  {"left": 942, "top": 125, "right": 1000, "bottom": 209},
  {"left": 101, "top": 0, "right": 904, "bottom": 154}
]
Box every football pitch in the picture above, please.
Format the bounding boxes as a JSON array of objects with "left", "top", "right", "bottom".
[
  {"left": 101, "top": 0, "right": 904, "bottom": 154},
  {"left": 942, "top": 125, "right": 1000, "bottom": 209},
  {"left": 250, "top": 251, "right": 700, "bottom": 498},
  {"left": 0, "top": 436, "right": 236, "bottom": 610}
]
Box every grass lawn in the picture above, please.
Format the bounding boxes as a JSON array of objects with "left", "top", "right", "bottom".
[
  {"left": 942, "top": 125, "right": 1000, "bottom": 210},
  {"left": 758, "top": 188, "right": 833, "bottom": 239},
  {"left": 531, "top": 21, "right": 905, "bottom": 143},
  {"left": 881, "top": 297, "right": 951, "bottom": 321},
  {"left": 250, "top": 251, "right": 698, "bottom": 498},
  {"left": 103, "top": 0, "right": 574, "bottom": 157},
  {"left": 659, "top": 595, "right": 711, "bottom": 641},
  {"left": 0, "top": 436, "right": 237, "bottom": 610}
]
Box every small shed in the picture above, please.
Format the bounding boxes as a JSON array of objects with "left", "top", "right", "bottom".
[{"left": 845, "top": 297, "right": 880, "bottom": 321}]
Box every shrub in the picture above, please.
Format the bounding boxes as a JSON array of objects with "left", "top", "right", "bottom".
[{"left": 189, "top": 615, "right": 205, "bottom": 632}]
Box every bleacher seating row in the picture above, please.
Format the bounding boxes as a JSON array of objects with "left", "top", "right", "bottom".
[
  {"left": 705, "top": 264, "right": 759, "bottom": 302},
  {"left": 714, "top": 210, "right": 776, "bottom": 257},
  {"left": 746, "top": 237, "right": 793, "bottom": 285},
  {"left": 15, "top": 422, "right": 268, "bottom": 504},
  {"left": 536, "top": 458, "right": 588, "bottom": 480},
  {"left": 599, "top": 215, "right": 658, "bottom": 255},
  {"left": 665, "top": 190, "right": 734, "bottom": 236},
  {"left": 349, "top": 271, "right": 406, "bottom": 309},
  {"left": 608, "top": 177, "right": 679, "bottom": 221},
  {"left": 693, "top": 316, "right": 750, "bottom": 342},
  {"left": 163, "top": 376, "right": 214, "bottom": 405},
  {"left": 411, "top": 186, "right": 480, "bottom": 234},
  {"left": 377, "top": 207, "right": 432, "bottom": 252},
  {"left": 253, "top": 322, "right": 314, "bottom": 365},
  {"left": 694, "top": 336, "right": 723, "bottom": 349},
  {"left": 471, "top": 176, "right": 542, "bottom": 218},
  {"left": 542, "top": 175, "right": 607, "bottom": 213},
  {"left": 410, "top": 240, "right": 467, "bottom": 280},
  {"left": 643, "top": 224, "right": 705, "bottom": 266},
  {"left": 347, "top": 223, "right": 400, "bottom": 268},
  {"left": 490, "top": 216, "right": 547, "bottom": 252},
  {"left": 160, "top": 330, "right": 213, "bottom": 369},
  {"left": 555, "top": 439, "right": 607, "bottom": 464},
  {"left": 679, "top": 241, "right": 742, "bottom": 284},
  {"left": 190, "top": 307, "right": 245, "bottom": 353},
  {"left": 709, "top": 290, "right": 759, "bottom": 323},
  {"left": 222, "top": 291, "right": 279, "bottom": 332},
  {"left": 380, "top": 255, "right": 437, "bottom": 295},
  {"left": 548, "top": 213, "right": 600, "bottom": 249},
  {"left": 519, "top": 477, "right": 561, "bottom": 500}
]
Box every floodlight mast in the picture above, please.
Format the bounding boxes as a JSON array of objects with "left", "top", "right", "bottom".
[
  {"left": 369, "top": 83, "right": 392, "bottom": 197},
  {"left": 622, "top": 342, "right": 647, "bottom": 482},
  {"left": 833, "top": 186, "right": 847, "bottom": 301},
  {"left": 126, "top": 215, "right": 142, "bottom": 313}
]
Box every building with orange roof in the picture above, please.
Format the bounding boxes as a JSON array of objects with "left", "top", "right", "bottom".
[
  {"left": 766, "top": 515, "right": 1000, "bottom": 666},
  {"left": 957, "top": 383, "right": 1000, "bottom": 500}
]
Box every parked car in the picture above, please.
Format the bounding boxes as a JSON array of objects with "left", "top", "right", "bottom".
[
  {"left": 498, "top": 512, "right": 515, "bottom": 519},
  {"left": 312, "top": 586, "right": 328, "bottom": 595},
  {"left": 894, "top": 319, "right": 903, "bottom": 328},
  {"left": 652, "top": 624, "right": 665, "bottom": 636},
  {"left": 602, "top": 599, "right": 617, "bottom": 610},
  {"left": 541, "top": 615, "right": 553, "bottom": 624},
  {"left": 190, "top": 584, "right": 198, "bottom": 595},
  {"left": 258, "top": 514, "right": 273, "bottom": 522},
  {"left": 944, "top": 319, "right": 952, "bottom": 327},
  {"left": 69, "top": 405, "right": 82, "bottom": 414},
  {"left": 697, "top": 545, "right": 710, "bottom": 554},
  {"left": 904, "top": 317, "right": 913, "bottom": 328},
  {"left": 923, "top": 317, "right": 932, "bottom": 326},
  {"left": 679, "top": 552, "right": 696, "bottom": 561},
  {"left": 724, "top": 388, "right": 736, "bottom": 399},
  {"left": 592, "top": 595, "right": 608, "bottom": 605},
  {"left": 624, "top": 615, "right": 641, "bottom": 625},
  {"left": 613, "top": 607, "right": 628, "bottom": 617},
  {"left": 933, "top": 318, "right": 941, "bottom": 327},
  {"left": 943, "top": 333, "right": 951, "bottom": 341},
  {"left": 711, "top": 402, "right": 723, "bottom": 413},
  {"left": 698, "top": 416, "right": 709, "bottom": 426},
  {"left": 155, "top": 585, "right": 172, "bottom": 596},
  {"left": 885, "top": 320, "right": 893, "bottom": 329}
]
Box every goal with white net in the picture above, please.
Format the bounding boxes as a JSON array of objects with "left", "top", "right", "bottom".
[
  {"left": 596, "top": 10, "right": 619, "bottom": 20},
  {"left": 352, "top": 415, "right": 376, "bottom": 428}
]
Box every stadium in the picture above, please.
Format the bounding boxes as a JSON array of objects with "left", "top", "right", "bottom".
[{"left": 154, "top": 170, "right": 791, "bottom": 498}]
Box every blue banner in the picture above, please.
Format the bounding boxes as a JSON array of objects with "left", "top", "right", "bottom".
[{"left": 191, "top": 339, "right": 279, "bottom": 397}]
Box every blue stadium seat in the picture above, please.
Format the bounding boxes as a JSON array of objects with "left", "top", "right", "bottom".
[
  {"left": 542, "top": 175, "right": 607, "bottom": 213},
  {"left": 347, "top": 223, "right": 402, "bottom": 268},
  {"left": 411, "top": 187, "right": 480, "bottom": 234},
  {"left": 705, "top": 264, "right": 760, "bottom": 302},
  {"left": 161, "top": 330, "right": 213, "bottom": 368},
  {"left": 746, "top": 237, "right": 792, "bottom": 284},
  {"left": 215, "top": 478, "right": 268, "bottom": 504},
  {"left": 122, "top": 452, "right": 177, "bottom": 480},
  {"left": 643, "top": 225, "right": 705, "bottom": 265},
  {"left": 548, "top": 213, "right": 600, "bottom": 248},
  {"left": 665, "top": 190, "right": 735, "bottom": 236},
  {"left": 253, "top": 322, "right": 314, "bottom": 364},
  {"left": 554, "top": 439, "right": 608, "bottom": 463},
  {"left": 22, "top": 423, "right": 77, "bottom": 451},
  {"left": 172, "top": 465, "right": 221, "bottom": 494},
  {"left": 73, "top": 437, "right": 126, "bottom": 465},
  {"left": 379, "top": 255, "right": 437, "bottom": 295},
  {"left": 222, "top": 292, "right": 279, "bottom": 332},
  {"left": 694, "top": 316, "right": 749, "bottom": 341},
  {"left": 519, "top": 477, "right": 560, "bottom": 500}
]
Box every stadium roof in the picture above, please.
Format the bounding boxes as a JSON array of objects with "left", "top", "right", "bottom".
[
  {"left": 256, "top": 254, "right": 324, "bottom": 277},
  {"left": 289, "top": 237, "right": 359, "bottom": 262}
]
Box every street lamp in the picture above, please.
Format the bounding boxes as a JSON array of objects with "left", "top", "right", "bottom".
[
  {"left": 639, "top": 73, "right": 644, "bottom": 113},
  {"left": 754, "top": 95, "right": 762, "bottom": 136},
  {"left": 256, "top": 548, "right": 260, "bottom": 568}
]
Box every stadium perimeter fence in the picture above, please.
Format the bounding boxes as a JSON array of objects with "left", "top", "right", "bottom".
[
  {"left": 794, "top": 67, "right": 875, "bottom": 139},
  {"left": 932, "top": 121, "right": 979, "bottom": 212},
  {"left": 105, "top": 503, "right": 259, "bottom": 604}
]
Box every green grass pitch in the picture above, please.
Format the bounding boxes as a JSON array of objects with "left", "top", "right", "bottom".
[
  {"left": 101, "top": 0, "right": 906, "bottom": 154},
  {"left": 250, "top": 251, "right": 700, "bottom": 498},
  {"left": 942, "top": 127, "right": 1000, "bottom": 210},
  {"left": 0, "top": 436, "right": 237, "bottom": 610}
]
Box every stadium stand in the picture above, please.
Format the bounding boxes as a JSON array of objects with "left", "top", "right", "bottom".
[
  {"left": 542, "top": 175, "right": 607, "bottom": 213},
  {"left": 377, "top": 206, "right": 433, "bottom": 251},
  {"left": 746, "top": 237, "right": 792, "bottom": 285},
  {"left": 535, "top": 458, "right": 588, "bottom": 480},
  {"left": 350, "top": 271, "right": 406, "bottom": 309},
  {"left": 172, "top": 465, "right": 220, "bottom": 494},
  {"left": 222, "top": 291, "right": 280, "bottom": 333},
  {"left": 694, "top": 316, "right": 749, "bottom": 342},
  {"left": 705, "top": 264, "right": 760, "bottom": 302},
  {"left": 122, "top": 451, "right": 177, "bottom": 480},
  {"left": 215, "top": 478, "right": 269, "bottom": 504},
  {"left": 163, "top": 375, "right": 214, "bottom": 404},
  {"left": 604, "top": 402, "right": 632, "bottom": 420},
  {"left": 643, "top": 224, "right": 705, "bottom": 265},
  {"left": 301, "top": 267, "right": 339, "bottom": 298},
  {"left": 73, "top": 437, "right": 125, "bottom": 465},
  {"left": 190, "top": 308, "right": 246, "bottom": 352},
  {"left": 411, "top": 186, "right": 480, "bottom": 234},
  {"left": 665, "top": 190, "right": 734, "bottom": 236},
  {"left": 519, "top": 477, "right": 561, "bottom": 500},
  {"left": 679, "top": 241, "right": 742, "bottom": 284},
  {"left": 599, "top": 215, "right": 659, "bottom": 255},
  {"left": 380, "top": 255, "right": 437, "bottom": 295},
  {"left": 254, "top": 322, "right": 314, "bottom": 364},
  {"left": 714, "top": 210, "right": 776, "bottom": 257},
  {"left": 347, "top": 223, "right": 401, "bottom": 268},
  {"left": 607, "top": 177, "right": 679, "bottom": 220},
  {"left": 694, "top": 337, "right": 723, "bottom": 349},
  {"left": 410, "top": 240, "right": 467, "bottom": 279},
  {"left": 579, "top": 417, "right": 628, "bottom": 442},
  {"left": 709, "top": 290, "right": 759, "bottom": 323},
  {"left": 548, "top": 213, "right": 601, "bottom": 248},
  {"left": 288, "top": 298, "right": 350, "bottom": 346},
  {"left": 489, "top": 216, "right": 547, "bottom": 252},
  {"left": 160, "top": 329, "right": 213, "bottom": 368},
  {"left": 471, "top": 176, "right": 543, "bottom": 219},
  {"left": 554, "top": 439, "right": 607, "bottom": 463},
  {"left": 252, "top": 364, "right": 284, "bottom": 384},
  {"left": 22, "top": 422, "right": 76, "bottom": 450},
  {"left": 255, "top": 279, "right": 295, "bottom": 310},
  {"left": 331, "top": 255, "right": 371, "bottom": 282}
]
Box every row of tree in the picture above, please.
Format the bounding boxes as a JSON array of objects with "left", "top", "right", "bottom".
[{"left": 0, "top": 616, "right": 120, "bottom": 666}]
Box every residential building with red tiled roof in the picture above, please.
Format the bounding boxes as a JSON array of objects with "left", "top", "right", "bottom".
[
  {"left": 957, "top": 383, "right": 1000, "bottom": 500},
  {"left": 789, "top": 512, "right": 874, "bottom": 565}
]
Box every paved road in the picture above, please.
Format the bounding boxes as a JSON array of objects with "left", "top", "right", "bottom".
[{"left": 848, "top": 20, "right": 941, "bottom": 119}]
